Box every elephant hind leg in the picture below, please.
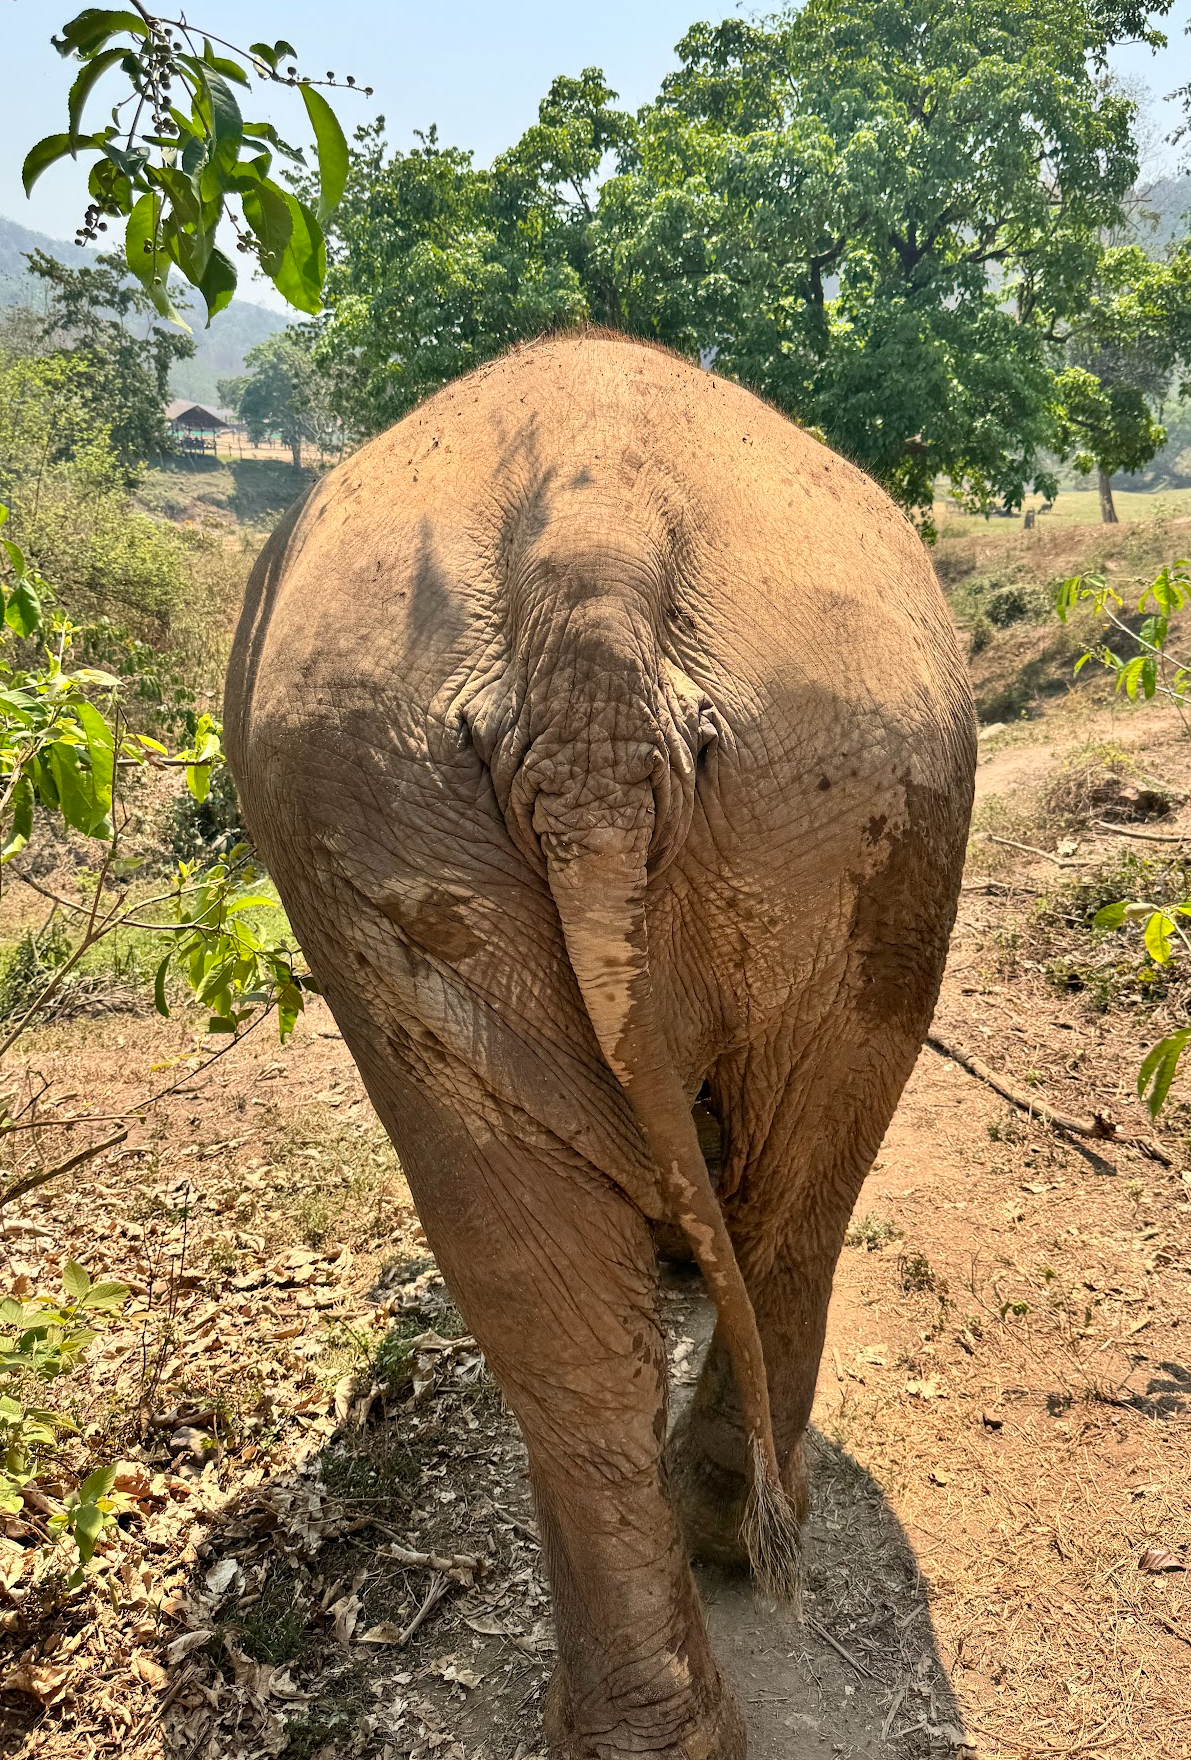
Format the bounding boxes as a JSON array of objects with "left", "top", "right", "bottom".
[
  {"left": 358, "top": 1061, "right": 744, "bottom": 1760},
  {"left": 666, "top": 998, "right": 929, "bottom": 1572}
]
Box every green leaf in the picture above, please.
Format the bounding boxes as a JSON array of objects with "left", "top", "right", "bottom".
[
  {"left": 197, "top": 247, "right": 237, "bottom": 324},
  {"left": 2, "top": 777, "right": 34, "bottom": 865},
  {"left": 241, "top": 120, "right": 305, "bottom": 164},
  {"left": 200, "top": 42, "right": 250, "bottom": 87},
  {"left": 241, "top": 178, "right": 293, "bottom": 276},
  {"left": 67, "top": 46, "right": 126, "bottom": 147},
  {"left": 5, "top": 576, "right": 42, "bottom": 638},
  {"left": 72, "top": 1499, "right": 105, "bottom": 1563},
  {"left": 153, "top": 954, "right": 170, "bottom": 1019},
  {"left": 190, "top": 63, "right": 244, "bottom": 192},
  {"left": 1093, "top": 900, "right": 1128, "bottom": 929},
  {"left": 61, "top": 1262, "right": 91, "bottom": 1303},
  {"left": 73, "top": 700, "right": 115, "bottom": 814},
  {"left": 47, "top": 741, "right": 99, "bottom": 837},
  {"left": 300, "top": 84, "right": 349, "bottom": 222},
  {"left": 1143, "top": 911, "right": 1174, "bottom": 965},
  {"left": 271, "top": 193, "right": 325, "bottom": 314},
  {"left": 1055, "top": 575, "right": 1081, "bottom": 622},
  {"left": 124, "top": 190, "right": 174, "bottom": 320},
  {"left": 79, "top": 1463, "right": 117, "bottom": 1503},
  {"left": 1138, "top": 1028, "right": 1191, "bottom": 1117},
  {"left": 53, "top": 9, "right": 147, "bottom": 57},
  {"left": 22, "top": 134, "right": 81, "bottom": 196},
  {"left": 185, "top": 762, "right": 212, "bottom": 803},
  {"left": 83, "top": 1281, "right": 128, "bottom": 1311}
]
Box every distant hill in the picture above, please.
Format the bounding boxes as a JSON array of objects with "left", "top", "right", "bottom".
[
  {"left": 0, "top": 213, "right": 287, "bottom": 404},
  {"left": 1117, "top": 174, "right": 1191, "bottom": 253}
]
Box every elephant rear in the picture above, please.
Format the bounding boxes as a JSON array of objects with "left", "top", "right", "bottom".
[{"left": 225, "top": 333, "right": 975, "bottom": 1760}]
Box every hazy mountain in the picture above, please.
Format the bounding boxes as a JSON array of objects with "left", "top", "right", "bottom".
[
  {"left": 0, "top": 213, "right": 286, "bottom": 405},
  {"left": 1120, "top": 175, "right": 1191, "bottom": 253}
]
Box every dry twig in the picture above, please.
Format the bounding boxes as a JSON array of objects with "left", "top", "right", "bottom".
[
  {"left": 0, "top": 1127, "right": 129, "bottom": 1211},
  {"left": 804, "top": 1614, "right": 878, "bottom": 1680},
  {"left": 925, "top": 1032, "right": 1174, "bottom": 1166},
  {"left": 1093, "top": 819, "right": 1191, "bottom": 844},
  {"left": 980, "top": 834, "right": 1087, "bottom": 867}
]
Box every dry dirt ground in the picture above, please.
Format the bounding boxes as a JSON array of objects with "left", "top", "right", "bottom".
[{"left": 1, "top": 627, "right": 1190, "bottom": 1759}]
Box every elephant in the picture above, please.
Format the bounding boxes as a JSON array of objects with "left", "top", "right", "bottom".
[{"left": 225, "top": 333, "right": 976, "bottom": 1760}]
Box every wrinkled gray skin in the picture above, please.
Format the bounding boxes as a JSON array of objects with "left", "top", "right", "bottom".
[{"left": 226, "top": 336, "right": 976, "bottom": 1760}]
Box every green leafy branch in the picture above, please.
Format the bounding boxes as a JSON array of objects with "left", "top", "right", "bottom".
[
  {"left": 0, "top": 1263, "right": 129, "bottom": 1586},
  {"left": 0, "top": 507, "right": 313, "bottom": 1207},
  {"left": 24, "top": 8, "right": 363, "bottom": 321},
  {"left": 1056, "top": 560, "right": 1191, "bottom": 728},
  {"left": 1092, "top": 897, "right": 1191, "bottom": 1116},
  {"left": 1058, "top": 559, "right": 1191, "bottom": 1115}
]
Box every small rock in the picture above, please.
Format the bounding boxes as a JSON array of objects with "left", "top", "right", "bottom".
[{"left": 169, "top": 1426, "right": 216, "bottom": 1462}]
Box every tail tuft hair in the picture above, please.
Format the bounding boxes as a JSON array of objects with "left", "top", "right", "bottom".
[{"left": 740, "top": 1436, "right": 804, "bottom": 1610}]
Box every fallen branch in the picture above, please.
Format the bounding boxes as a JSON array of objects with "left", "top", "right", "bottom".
[
  {"left": 492, "top": 1502, "right": 540, "bottom": 1544},
  {"left": 378, "top": 1535, "right": 482, "bottom": 1578},
  {"left": 1093, "top": 819, "right": 1191, "bottom": 844},
  {"left": 979, "top": 834, "right": 1086, "bottom": 868},
  {"left": 0, "top": 1127, "right": 129, "bottom": 1211},
  {"left": 962, "top": 878, "right": 1047, "bottom": 897},
  {"left": 925, "top": 1033, "right": 1174, "bottom": 1167}
]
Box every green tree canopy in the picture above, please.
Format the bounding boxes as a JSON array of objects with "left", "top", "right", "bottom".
[
  {"left": 308, "top": 75, "right": 632, "bottom": 437},
  {"left": 219, "top": 330, "right": 335, "bottom": 468},
  {"left": 588, "top": 0, "right": 1164, "bottom": 519},
  {"left": 312, "top": 0, "right": 1176, "bottom": 525},
  {"left": 25, "top": 250, "right": 194, "bottom": 479},
  {"left": 1053, "top": 243, "right": 1191, "bottom": 520}
]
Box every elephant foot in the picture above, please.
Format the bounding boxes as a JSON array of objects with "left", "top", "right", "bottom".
[
  {"left": 665, "top": 1416, "right": 809, "bottom": 1574},
  {"left": 543, "top": 1660, "right": 745, "bottom": 1760}
]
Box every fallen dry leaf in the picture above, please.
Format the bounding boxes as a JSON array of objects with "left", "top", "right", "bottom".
[
  {"left": 132, "top": 1650, "right": 168, "bottom": 1689},
  {"left": 358, "top": 1621, "right": 406, "bottom": 1645},
  {"left": 166, "top": 1628, "right": 215, "bottom": 1663},
  {"left": 204, "top": 1557, "right": 241, "bottom": 1597},
  {"left": 1139, "top": 1547, "right": 1185, "bottom": 1573},
  {"left": 0, "top": 1662, "right": 72, "bottom": 1705}
]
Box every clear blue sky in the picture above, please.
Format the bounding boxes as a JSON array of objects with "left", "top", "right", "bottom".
[{"left": 2, "top": 0, "right": 1188, "bottom": 306}]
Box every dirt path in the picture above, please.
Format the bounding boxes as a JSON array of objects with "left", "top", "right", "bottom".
[{"left": 1, "top": 703, "right": 1189, "bottom": 1760}]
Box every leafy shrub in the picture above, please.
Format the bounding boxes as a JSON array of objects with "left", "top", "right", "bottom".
[
  {"left": 987, "top": 584, "right": 1032, "bottom": 626},
  {"left": 0, "top": 919, "right": 73, "bottom": 1022},
  {"left": 0, "top": 1263, "right": 129, "bottom": 1585},
  {"left": 170, "top": 762, "right": 245, "bottom": 863}
]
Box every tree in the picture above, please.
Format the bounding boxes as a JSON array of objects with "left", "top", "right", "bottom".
[
  {"left": 586, "top": 0, "right": 1168, "bottom": 523},
  {"left": 307, "top": 80, "right": 629, "bottom": 438},
  {"left": 312, "top": 1, "right": 1174, "bottom": 525},
  {"left": 219, "top": 330, "right": 333, "bottom": 467},
  {"left": 25, "top": 249, "right": 194, "bottom": 477},
  {"left": 1052, "top": 244, "right": 1191, "bottom": 521}
]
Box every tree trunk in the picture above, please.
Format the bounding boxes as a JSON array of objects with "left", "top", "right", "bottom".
[
  {"left": 1098, "top": 468, "right": 1118, "bottom": 524},
  {"left": 290, "top": 437, "right": 302, "bottom": 470}
]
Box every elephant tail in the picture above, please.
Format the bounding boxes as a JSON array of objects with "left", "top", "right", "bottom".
[{"left": 545, "top": 837, "right": 802, "bottom": 1603}]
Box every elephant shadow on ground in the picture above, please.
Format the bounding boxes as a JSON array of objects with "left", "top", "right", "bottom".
[
  {"left": 158, "top": 1270, "right": 967, "bottom": 1760},
  {"left": 694, "top": 1434, "right": 967, "bottom": 1759},
  {"left": 667, "top": 1272, "right": 968, "bottom": 1760}
]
